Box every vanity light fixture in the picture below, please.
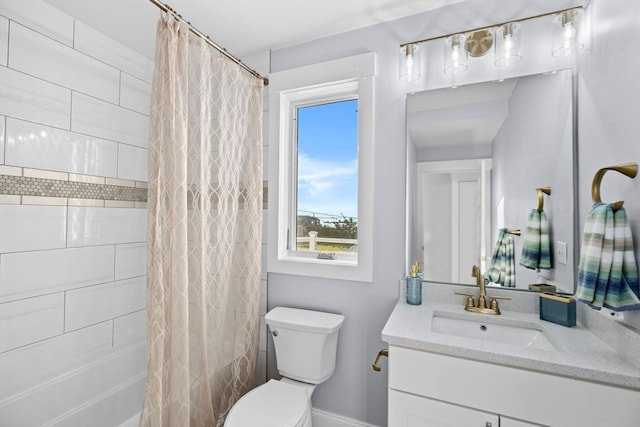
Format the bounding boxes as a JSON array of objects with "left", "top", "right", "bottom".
[
  {"left": 552, "top": 9, "right": 582, "bottom": 57},
  {"left": 443, "top": 33, "right": 469, "bottom": 75},
  {"left": 399, "top": 43, "right": 421, "bottom": 82},
  {"left": 398, "top": 5, "right": 583, "bottom": 82},
  {"left": 494, "top": 22, "right": 522, "bottom": 67}
]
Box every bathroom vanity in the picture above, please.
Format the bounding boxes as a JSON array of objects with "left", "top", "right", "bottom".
[{"left": 381, "top": 284, "right": 640, "bottom": 427}]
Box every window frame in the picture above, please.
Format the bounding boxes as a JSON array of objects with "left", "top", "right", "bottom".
[{"left": 268, "top": 53, "right": 374, "bottom": 282}]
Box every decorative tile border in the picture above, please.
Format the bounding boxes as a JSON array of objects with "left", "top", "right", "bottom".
[
  {"left": 0, "top": 166, "right": 147, "bottom": 207},
  {"left": 1, "top": 174, "right": 148, "bottom": 201},
  {"left": 0, "top": 166, "right": 268, "bottom": 209}
]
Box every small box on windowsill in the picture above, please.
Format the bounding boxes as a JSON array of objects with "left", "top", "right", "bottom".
[{"left": 539, "top": 292, "right": 576, "bottom": 327}]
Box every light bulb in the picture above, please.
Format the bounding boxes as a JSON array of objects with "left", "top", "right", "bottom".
[
  {"left": 444, "top": 34, "right": 468, "bottom": 75},
  {"left": 504, "top": 34, "right": 513, "bottom": 52},
  {"left": 563, "top": 22, "right": 576, "bottom": 39},
  {"left": 452, "top": 45, "right": 460, "bottom": 67},
  {"left": 495, "top": 22, "right": 521, "bottom": 67},
  {"left": 552, "top": 9, "right": 582, "bottom": 57},
  {"left": 399, "top": 44, "right": 421, "bottom": 81}
]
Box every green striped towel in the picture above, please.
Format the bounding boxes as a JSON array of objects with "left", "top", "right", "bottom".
[
  {"left": 520, "top": 209, "right": 552, "bottom": 270},
  {"left": 486, "top": 228, "right": 516, "bottom": 287},
  {"left": 576, "top": 203, "right": 640, "bottom": 311}
]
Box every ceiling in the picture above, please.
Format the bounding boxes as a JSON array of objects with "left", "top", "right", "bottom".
[
  {"left": 407, "top": 78, "right": 518, "bottom": 149},
  {"left": 43, "top": 0, "right": 466, "bottom": 61}
]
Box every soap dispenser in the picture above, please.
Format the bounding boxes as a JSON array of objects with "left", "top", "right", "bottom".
[{"left": 406, "top": 262, "right": 422, "bottom": 305}]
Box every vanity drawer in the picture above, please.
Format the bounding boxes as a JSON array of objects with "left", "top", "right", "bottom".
[{"left": 389, "top": 389, "right": 500, "bottom": 427}]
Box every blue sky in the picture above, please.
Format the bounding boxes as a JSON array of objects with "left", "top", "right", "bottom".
[{"left": 297, "top": 99, "right": 358, "bottom": 220}]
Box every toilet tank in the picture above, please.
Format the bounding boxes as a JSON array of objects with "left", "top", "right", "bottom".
[{"left": 265, "top": 307, "right": 345, "bottom": 384}]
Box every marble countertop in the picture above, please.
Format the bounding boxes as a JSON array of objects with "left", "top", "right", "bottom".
[{"left": 381, "top": 299, "right": 640, "bottom": 390}]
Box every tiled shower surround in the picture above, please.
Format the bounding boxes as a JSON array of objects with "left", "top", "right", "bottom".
[{"left": 0, "top": 2, "right": 267, "bottom": 426}]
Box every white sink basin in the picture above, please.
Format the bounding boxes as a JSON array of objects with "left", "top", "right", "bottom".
[{"left": 431, "top": 314, "right": 560, "bottom": 351}]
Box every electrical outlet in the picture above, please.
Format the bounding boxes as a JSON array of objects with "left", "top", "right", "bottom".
[{"left": 556, "top": 241, "right": 567, "bottom": 265}]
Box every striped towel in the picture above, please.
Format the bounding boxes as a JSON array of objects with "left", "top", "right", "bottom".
[
  {"left": 576, "top": 203, "right": 640, "bottom": 311},
  {"left": 520, "top": 209, "right": 552, "bottom": 270},
  {"left": 486, "top": 228, "right": 516, "bottom": 287}
]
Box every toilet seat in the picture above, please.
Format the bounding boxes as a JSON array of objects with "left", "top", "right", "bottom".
[{"left": 225, "top": 379, "right": 310, "bottom": 427}]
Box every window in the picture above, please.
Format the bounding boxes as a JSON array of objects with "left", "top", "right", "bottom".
[
  {"left": 268, "top": 53, "right": 374, "bottom": 282},
  {"left": 295, "top": 98, "right": 358, "bottom": 254}
]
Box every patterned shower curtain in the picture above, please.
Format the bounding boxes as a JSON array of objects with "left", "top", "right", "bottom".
[{"left": 139, "top": 16, "right": 263, "bottom": 427}]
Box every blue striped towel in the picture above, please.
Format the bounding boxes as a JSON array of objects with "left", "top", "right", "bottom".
[
  {"left": 486, "top": 228, "right": 516, "bottom": 287},
  {"left": 520, "top": 209, "right": 552, "bottom": 270},
  {"left": 576, "top": 203, "right": 640, "bottom": 311}
]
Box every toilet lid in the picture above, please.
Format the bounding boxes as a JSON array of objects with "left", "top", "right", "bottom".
[{"left": 225, "top": 380, "right": 309, "bottom": 427}]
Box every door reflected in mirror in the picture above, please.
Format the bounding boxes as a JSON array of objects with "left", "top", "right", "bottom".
[
  {"left": 407, "top": 70, "right": 576, "bottom": 292},
  {"left": 417, "top": 159, "right": 491, "bottom": 285}
]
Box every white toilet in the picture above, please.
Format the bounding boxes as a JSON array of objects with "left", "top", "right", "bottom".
[{"left": 225, "top": 307, "right": 345, "bottom": 427}]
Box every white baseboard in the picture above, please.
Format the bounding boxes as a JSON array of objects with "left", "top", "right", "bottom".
[
  {"left": 118, "top": 406, "right": 378, "bottom": 427},
  {"left": 311, "top": 408, "right": 379, "bottom": 427}
]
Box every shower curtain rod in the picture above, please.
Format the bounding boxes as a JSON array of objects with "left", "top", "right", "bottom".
[{"left": 147, "top": 0, "right": 269, "bottom": 86}]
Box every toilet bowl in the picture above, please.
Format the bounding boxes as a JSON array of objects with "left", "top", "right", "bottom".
[
  {"left": 225, "top": 379, "right": 313, "bottom": 427},
  {"left": 224, "top": 307, "right": 345, "bottom": 427}
]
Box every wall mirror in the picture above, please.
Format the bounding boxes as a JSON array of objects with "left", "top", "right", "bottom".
[{"left": 407, "top": 69, "right": 577, "bottom": 292}]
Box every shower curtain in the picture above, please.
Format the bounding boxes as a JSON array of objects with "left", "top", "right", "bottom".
[{"left": 140, "top": 17, "right": 263, "bottom": 427}]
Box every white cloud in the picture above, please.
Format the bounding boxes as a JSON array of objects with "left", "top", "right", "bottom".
[{"left": 297, "top": 153, "right": 357, "bottom": 197}]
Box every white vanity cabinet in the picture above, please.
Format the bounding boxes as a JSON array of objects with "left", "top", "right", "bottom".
[{"left": 388, "top": 345, "right": 640, "bottom": 427}]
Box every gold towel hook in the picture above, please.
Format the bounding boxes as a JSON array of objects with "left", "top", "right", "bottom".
[
  {"left": 506, "top": 229, "right": 521, "bottom": 236},
  {"left": 372, "top": 349, "right": 389, "bottom": 372},
  {"left": 536, "top": 187, "right": 552, "bottom": 212},
  {"left": 591, "top": 162, "right": 638, "bottom": 212}
]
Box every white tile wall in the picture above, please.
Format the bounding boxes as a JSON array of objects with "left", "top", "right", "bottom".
[
  {"left": 0, "top": 114, "right": 5, "bottom": 164},
  {"left": 0, "top": 0, "right": 74, "bottom": 46},
  {"left": 0, "top": 245, "right": 115, "bottom": 302},
  {"left": 118, "top": 143, "right": 149, "bottom": 182},
  {"left": 115, "top": 243, "right": 147, "bottom": 280},
  {"left": 0, "top": 293, "right": 65, "bottom": 352},
  {"left": 0, "top": 345, "right": 146, "bottom": 427},
  {"left": 72, "top": 92, "right": 149, "bottom": 148},
  {"left": 0, "top": 1, "right": 268, "bottom": 423},
  {"left": 113, "top": 310, "right": 146, "bottom": 348},
  {"left": 0, "top": 3, "right": 150, "bottom": 424},
  {"left": 0, "top": 321, "right": 113, "bottom": 399},
  {"left": 0, "top": 16, "right": 8, "bottom": 67},
  {"left": 48, "top": 377, "right": 146, "bottom": 427},
  {"left": 65, "top": 277, "right": 146, "bottom": 332},
  {"left": 120, "top": 72, "right": 152, "bottom": 114},
  {"left": 9, "top": 22, "right": 120, "bottom": 104},
  {"left": 0, "top": 205, "right": 67, "bottom": 253},
  {"left": 4, "top": 117, "right": 118, "bottom": 177},
  {"left": 67, "top": 207, "right": 147, "bottom": 247},
  {"left": 0, "top": 66, "right": 72, "bottom": 130},
  {"left": 74, "top": 20, "right": 154, "bottom": 83}
]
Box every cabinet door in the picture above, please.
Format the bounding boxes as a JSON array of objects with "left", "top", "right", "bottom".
[{"left": 389, "top": 389, "right": 499, "bottom": 427}]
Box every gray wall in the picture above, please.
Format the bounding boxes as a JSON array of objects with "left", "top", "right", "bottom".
[
  {"left": 268, "top": 0, "right": 640, "bottom": 425},
  {"left": 578, "top": 0, "right": 640, "bottom": 327},
  {"left": 492, "top": 71, "right": 575, "bottom": 290}
]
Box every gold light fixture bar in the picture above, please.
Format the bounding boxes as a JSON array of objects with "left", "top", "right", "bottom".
[
  {"left": 147, "top": 0, "right": 269, "bottom": 85},
  {"left": 400, "top": 5, "right": 583, "bottom": 50}
]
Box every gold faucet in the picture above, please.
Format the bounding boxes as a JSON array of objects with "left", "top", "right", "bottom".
[{"left": 455, "top": 265, "right": 510, "bottom": 315}]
